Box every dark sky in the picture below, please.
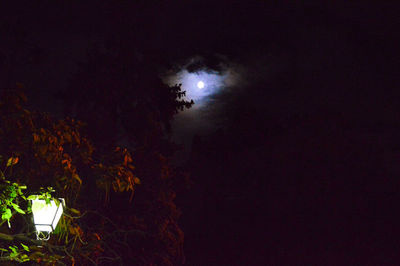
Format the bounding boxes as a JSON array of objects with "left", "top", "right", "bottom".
[
  {"left": 1, "top": 1, "right": 398, "bottom": 160},
  {"left": 2, "top": 2, "right": 397, "bottom": 113},
  {"left": 1, "top": 1, "right": 398, "bottom": 165}
]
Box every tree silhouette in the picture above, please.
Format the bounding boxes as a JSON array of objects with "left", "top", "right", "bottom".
[{"left": 61, "top": 45, "right": 193, "bottom": 151}]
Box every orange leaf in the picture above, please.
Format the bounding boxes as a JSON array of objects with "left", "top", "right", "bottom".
[
  {"left": 133, "top": 177, "right": 141, "bottom": 185},
  {"left": 124, "top": 154, "right": 128, "bottom": 166},
  {"left": 33, "top": 133, "right": 39, "bottom": 143},
  {"left": 94, "top": 233, "right": 101, "bottom": 240},
  {"left": 6, "top": 157, "right": 18, "bottom": 166},
  {"left": 72, "top": 174, "right": 82, "bottom": 185}
]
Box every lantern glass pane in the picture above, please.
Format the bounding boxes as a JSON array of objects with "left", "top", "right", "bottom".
[
  {"left": 31, "top": 198, "right": 64, "bottom": 232},
  {"left": 35, "top": 224, "right": 53, "bottom": 232},
  {"left": 52, "top": 201, "right": 64, "bottom": 230}
]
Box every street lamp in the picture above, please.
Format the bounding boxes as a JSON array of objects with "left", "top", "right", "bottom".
[{"left": 31, "top": 197, "right": 65, "bottom": 240}]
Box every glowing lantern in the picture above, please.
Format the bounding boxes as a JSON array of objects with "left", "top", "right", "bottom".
[{"left": 31, "top": 197, "right": 65, "bottom": 240}]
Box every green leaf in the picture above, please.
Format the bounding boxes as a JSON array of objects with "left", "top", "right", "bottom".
[
  {"left": 20, "top": 254, "right": 29, "bottom": 262},
  {"left": 2, "top": 208, "right": 12, "bottom": 220},
  {"left": 0, "top": 248, "right": 7, "bottom": 252},
  {"left": 69, "top": 208, "right": 81, "bottom": 215},
  {"left": 8, "top": 245, "right": 17, "bottom": 253},
  {"left": 54, "top": 198, "right": 60, "bottom": 206},
  {"left": 12, "top": 203, "right": 25, "bottom": 214},
  {"left": 27, "top": 195, "right": 38, "bottom": 200},
  {"left": 2, "top": 208, "right": 12, "bottom": 228},
  {"left": 9, "top": 187, "right": 17, "bottom": 198},
  {"left": 17, "top": 185, "right": 27, "bottom": 196},
  {"left": 20, "top": 243, "right": 29, "bottom": 252}
]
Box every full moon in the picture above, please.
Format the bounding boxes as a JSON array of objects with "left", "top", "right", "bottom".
[
  {"left": 163, "top": 69, "right": 227, "bottom": 106},
  {"left": 197, "top": 81, "right": 205, "bottom": 89}
]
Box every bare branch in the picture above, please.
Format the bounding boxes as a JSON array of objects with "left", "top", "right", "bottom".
[
  {"left": 80, "top": 253, "right": 97, "bottom": 265},
  {"left": 63, "top": 210, "right": 88, "bottom": 219}
]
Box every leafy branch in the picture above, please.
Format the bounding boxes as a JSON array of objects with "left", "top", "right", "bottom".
[{"left": 0, "top": 157, "right": 28, "bottom": 228}]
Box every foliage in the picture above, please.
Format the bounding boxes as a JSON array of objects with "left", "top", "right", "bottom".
[
  {"left": 0, "top": 157, "right": 27, "bottom": 228},
  {"left": 93, "top": 147, "right": 140, "bottom": 203},
  {"left": 0, "top": 84, "right": 188, "bottom": 264},
  {"left": 1, "top": 244, "right": 30, "bottom": 263},
  {"left": 0, "top": 18, "right": 193, "bottom": 262},
  {"left": 0, "top": 181, "right": 27, "bottom": 228},
  {"left": 0, "top": 159, "right": 68, "bottom": 264},
  {"left": 0, "top": 89, "right": 131, "bottom": 263}
]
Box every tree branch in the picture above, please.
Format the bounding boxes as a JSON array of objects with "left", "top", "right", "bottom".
[{"left": 0, "top": 232, "right": 65, "bottom": 252}]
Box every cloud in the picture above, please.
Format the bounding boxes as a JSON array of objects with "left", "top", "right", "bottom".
[
  {"left": 160, "top": 55, "right": 244, "bottom": 154},
  {"left": 162, "top": 55, "right": 243, "bottom": 107}
]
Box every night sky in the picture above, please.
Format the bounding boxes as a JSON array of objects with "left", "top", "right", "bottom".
[{"left": 1, "top": 1, "right": 399, "bottom": 265}]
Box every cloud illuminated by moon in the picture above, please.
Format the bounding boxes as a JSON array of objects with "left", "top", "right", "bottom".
[
  {"left": 161, "top": 56, "right": 245, "bottom": 161},
  {"left": 163, "top": 69, "right": 227, "bottom": 107}
]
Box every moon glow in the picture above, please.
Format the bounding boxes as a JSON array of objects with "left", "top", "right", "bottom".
[
  {"left": 197, "top": 81, "right": 205, "bottom": 89},
  {"left": 163, "top": 69, "right": 231, "bottom": 108}
]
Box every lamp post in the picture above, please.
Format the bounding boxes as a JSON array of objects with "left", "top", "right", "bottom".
[{"left": 31, "top": 197, "right": 65, "bottom": 240}]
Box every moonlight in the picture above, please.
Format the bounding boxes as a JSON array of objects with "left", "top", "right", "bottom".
[{"left": 197, "top": 81, "right": 205, "bottom": 89}]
